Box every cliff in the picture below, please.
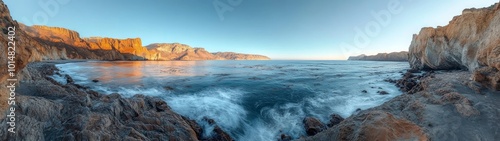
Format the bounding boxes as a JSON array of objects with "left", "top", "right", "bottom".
[
  {"left": 146, "top": 43, "right": 225, "bottom": 60},
  {"left": 348, "top": 51, "right": 408, "bottom": 61},
  {"left": 408, "top": 2, "right": 500, "bottom": 90},
  {"left": 212, "top": 52, "right": 271, "bottom": 60},
  {"left": 19, "top": 25, "right": 270, "bottom": 61},
  {"left": 0, "top": 0, "right": 235, "bottom": 140}
]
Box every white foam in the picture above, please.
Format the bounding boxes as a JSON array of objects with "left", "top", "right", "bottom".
[
  {"left": 48, "top": 73, "right": 67, "bottom": 85},
  {"left": 164, "top": 88, "right": 248, "bottom": 132}
]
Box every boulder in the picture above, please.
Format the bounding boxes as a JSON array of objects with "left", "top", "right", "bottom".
[{"left": 303, "top": 117, "right": 326, "bottom": 136}]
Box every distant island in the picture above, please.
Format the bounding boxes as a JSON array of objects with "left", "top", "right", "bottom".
[{"left": 347, "top": 51, "right": 408, "bottom": 61}]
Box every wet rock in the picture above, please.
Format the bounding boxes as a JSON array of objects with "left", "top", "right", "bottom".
[
  {"left": 65, "top": 74, "right": 74, "bottom": 84},
  {"left": 92, "top": 79, "right": 99, "bottom": 83},
  {"left": 163, "top": 86, "right": 174, "bottom": 91},
  {"left": 0, "top": 63, "right": 211, "bottom": 141},
  {"left": 327, "top": 114, "right": 344, "bottom": 127},
  {"left": 279, "top": 134, "right": 292, "bottom": 141},
  {"left": 303, "top": 117, "right": 326, "bottom": 136},
  {"left": 361, "top": 90, "right": 367, "bottom": 93},
  {"left": 377, "top": 91, "right": 389, "bottom": 95},
  {"left": 202, "top": 117, "right": 234, "bottom": 141}
]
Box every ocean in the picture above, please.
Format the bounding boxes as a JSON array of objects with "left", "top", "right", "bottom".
[{"left": 51, "top": 60, "right": 409, "bottom": 141}]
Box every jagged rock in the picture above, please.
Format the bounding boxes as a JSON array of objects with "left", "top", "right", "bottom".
[
  {"left": 297, "top": 111, "right": 428, "bottom": 141},
  {"left": 303, "top": 117, "right": 326, "bottom": 136},
  {"left": 408, "top": 2, "right": 500, "bottom": 90},
  {"left": 326, "top": 114, "right": 344, "bottom": 127},
  {"left": 202, "top": 117, "right": 234, "bottom": 141},
  {"left": 0, "top": 63, "right": 238, "bottom": 140}
]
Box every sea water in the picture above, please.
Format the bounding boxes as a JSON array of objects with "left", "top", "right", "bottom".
[{"left": 54, "top": 60, "right": 409, "bottom": 141}]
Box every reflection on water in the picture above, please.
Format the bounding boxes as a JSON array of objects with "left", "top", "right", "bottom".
[{"left": 55, "top": 60, "right": 409, "bottom": 141}]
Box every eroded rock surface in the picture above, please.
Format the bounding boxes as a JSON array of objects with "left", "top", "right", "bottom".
[{"left": 298, "top": 70, "right": 500, "bottom": 141}]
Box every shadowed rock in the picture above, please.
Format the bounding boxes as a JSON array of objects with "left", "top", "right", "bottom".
[{"left": 303, "top": 117, "right": 326, "bottom": 136}]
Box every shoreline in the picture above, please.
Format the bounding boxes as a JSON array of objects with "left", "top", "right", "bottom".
[
  {"left": 0, "top": 62, "right": 233, "bottom": 141},
  {"left": 297, "top": 70, "right": 500, "bottom": 140},
  {"left": 4, "top": 61, "right": 500, "bottom": 140}
]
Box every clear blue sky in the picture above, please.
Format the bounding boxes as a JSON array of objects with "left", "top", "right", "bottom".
[{"left": 4, "top": 0, "right": 499, "bottom": 60}]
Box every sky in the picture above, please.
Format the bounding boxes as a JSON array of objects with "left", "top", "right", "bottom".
[{"left": 4, "top": 0, "right": 499, "bottom": 60}]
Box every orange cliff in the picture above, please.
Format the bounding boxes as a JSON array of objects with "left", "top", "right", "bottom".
[
  {"left": 19, "top": 24, "right": 270, "bottom": 61},
  {"left": 408, "top": 2, "right": 500, "bottom": 90}
]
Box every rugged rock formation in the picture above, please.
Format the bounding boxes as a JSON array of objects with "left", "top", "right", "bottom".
[
  {"left": 348, "top": 51, "right": 408, "bottom": 61},
  {"left": 146, "top": 43, "right": 224, "bottom": 60},
  {"left": 408, "top": 3, "right": 500, "bottom": 70},
  {"left": 85, "top": 37, "right": 150, "bottom": 60},
  {"left": 303, "top": 117, "right": 326, "bottom": 136},
  {"left": 299, "top": 70, "right": 500, "bottom": 141},
  {"left": 19, "top": 24, "right": 271, "bottom": 61},
  {"left": 213, "top": 52, "right": 271, "bottom": 60},
  {"left": 0, "top": 62, "right": 233, "bottom": 140},
  {"left": 408, "top": 2, "right": 500, "bottom": 90}
]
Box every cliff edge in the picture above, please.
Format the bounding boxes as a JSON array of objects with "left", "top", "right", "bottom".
[{"left": 408, "top": 2, "right": 500, "bottom": 90}]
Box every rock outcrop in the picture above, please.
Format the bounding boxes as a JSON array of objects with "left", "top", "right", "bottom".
[
  {"left": 408, "top": 2, "right": 500, "bottom": 70},
  {"left": 348, "top": 51, "right": 408, "bottom": 61},
  {"left": 408, "top": 2, "right": 500, "bottom": 90},
  {"left": 213, "top": 52, "right": 271, "bottom": 60},
  {"left": 0, "top": 62, "right": 233, "bottom": 140},
  {"left": 299, "top": 70, "right": 500, "bottom": 141}
]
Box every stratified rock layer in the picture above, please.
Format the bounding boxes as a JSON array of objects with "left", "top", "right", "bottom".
[
  {"left": 408, "top": 2, "right": 500, "bottom": 90},
  {"left": 348, "top": 51, "right": 408, "bottom": 61},
  {"left": 20, "top": 24, "right": 270, "bottom": 61},
  {"left": 409, "top": 3, "right": 500, "bottom": 71}
]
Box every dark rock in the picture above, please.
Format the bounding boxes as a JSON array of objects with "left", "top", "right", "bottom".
[
  {"left": 303, "top": 117, "right": 326, "bottom": 136},
  {"left": 377, "top": 91, "right": 389, "bottom": 95},
  {"left": 65, "top": 74, "right": 74, "bottom": 84},
  {"left": 92, "top": 79, "right": 99, "bottom": 83},
  {"left": 361, "top": 90, "right": 367, "bottom": 93},
  {"left": 202, "top": 117, "right": 234, "bottom": 141},
  {"left": 327, "top": 114, "right": 344, "bottom": 127},
  {"left": 279, "top": 134, "right": 292, "bottom": 141},
  {"left": 163, "top": 86, "right": 174, "bottom": 91}
]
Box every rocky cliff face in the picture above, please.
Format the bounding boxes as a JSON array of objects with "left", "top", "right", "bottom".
[
  {"left": 408, "top": 2, "right": 500, "bottom": 90},
  {"left": 348, "top": 51, "right": 408, "bottom": 61},
  {"left": 409, "top": 2, "right": 500, "bottom": 70},
  {"left": 146, "top": 43, "right": 225, "bottom": 60},
  {"left": 213, "top": 52, "right": 271, "bottom": 60},
  {"left": 20, "top": 25, "right": 271, "bottom": 61}
]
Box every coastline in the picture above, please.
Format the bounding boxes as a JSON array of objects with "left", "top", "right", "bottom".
[
  {"left": 0, "top": 62, "right": 233, "bottom": 141},
  {"left": 7, "top": 60, "right": 500, "bottom": 141},
  {"left": 296, "top": 69, "right": 500, "bottom": 140}
]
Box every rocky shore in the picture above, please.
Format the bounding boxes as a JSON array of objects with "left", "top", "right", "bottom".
[
  {"left": 296, "top": 70, "right": 500, "bottom": 141},
  {"left": 0, "top": 61, "right": 233, "bottom": 141},
  {"left": 295, "top": 2, "right": 500, "bottom": 141}
]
